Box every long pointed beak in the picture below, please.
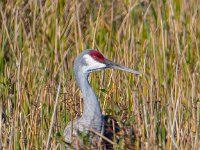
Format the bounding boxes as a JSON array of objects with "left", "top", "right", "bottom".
[{"left": 105, "top": 59, "right": 140, "bottom": 75}]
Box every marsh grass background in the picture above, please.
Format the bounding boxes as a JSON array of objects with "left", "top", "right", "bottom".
[{"left": 0, "top": 0, "right": 199, "bottom": 149}]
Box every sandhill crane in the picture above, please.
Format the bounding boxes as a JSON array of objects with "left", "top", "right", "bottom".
[{"left": 64, "top": 49, "right": 139, "bottom": 149}]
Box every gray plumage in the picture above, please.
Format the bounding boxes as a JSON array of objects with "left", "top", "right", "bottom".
[
  {"left": 64, "top": 49, "right": 140, "bottom": 148},
  {"left": 64, "top": 50, "right": 103, "bottom": 145}
]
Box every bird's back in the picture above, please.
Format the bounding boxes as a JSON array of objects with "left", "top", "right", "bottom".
[{"left": 64, "top": 115, "right": 121, "bottom": 149}]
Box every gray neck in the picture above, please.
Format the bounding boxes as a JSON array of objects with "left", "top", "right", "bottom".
[{"left": 74, "top": 70, "right": 102, "bottom": 131}]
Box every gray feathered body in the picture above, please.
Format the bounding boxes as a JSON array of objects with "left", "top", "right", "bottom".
[
  {"left": 63, "top": 49, "right": 138, "bottom": 148},
  {"left": 64, "top": 50, "right": 103, "bottom": 145}
]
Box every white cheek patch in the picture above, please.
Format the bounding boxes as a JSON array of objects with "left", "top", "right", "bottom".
[{"left": 82, "top": 54, "right": 106, "bottom": 73}]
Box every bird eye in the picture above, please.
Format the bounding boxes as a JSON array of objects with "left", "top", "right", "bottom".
[{"left": 89, "top": 50, "right": 105, "bottom": 62}]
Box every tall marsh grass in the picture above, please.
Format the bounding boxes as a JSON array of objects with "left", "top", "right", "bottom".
[{"left": 0, "top": 0, "right": 199, "bottom": 149}]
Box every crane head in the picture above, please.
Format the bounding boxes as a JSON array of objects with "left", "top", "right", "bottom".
[{"left": 75, "top": 49, "right": 140, "bottom": 75}]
